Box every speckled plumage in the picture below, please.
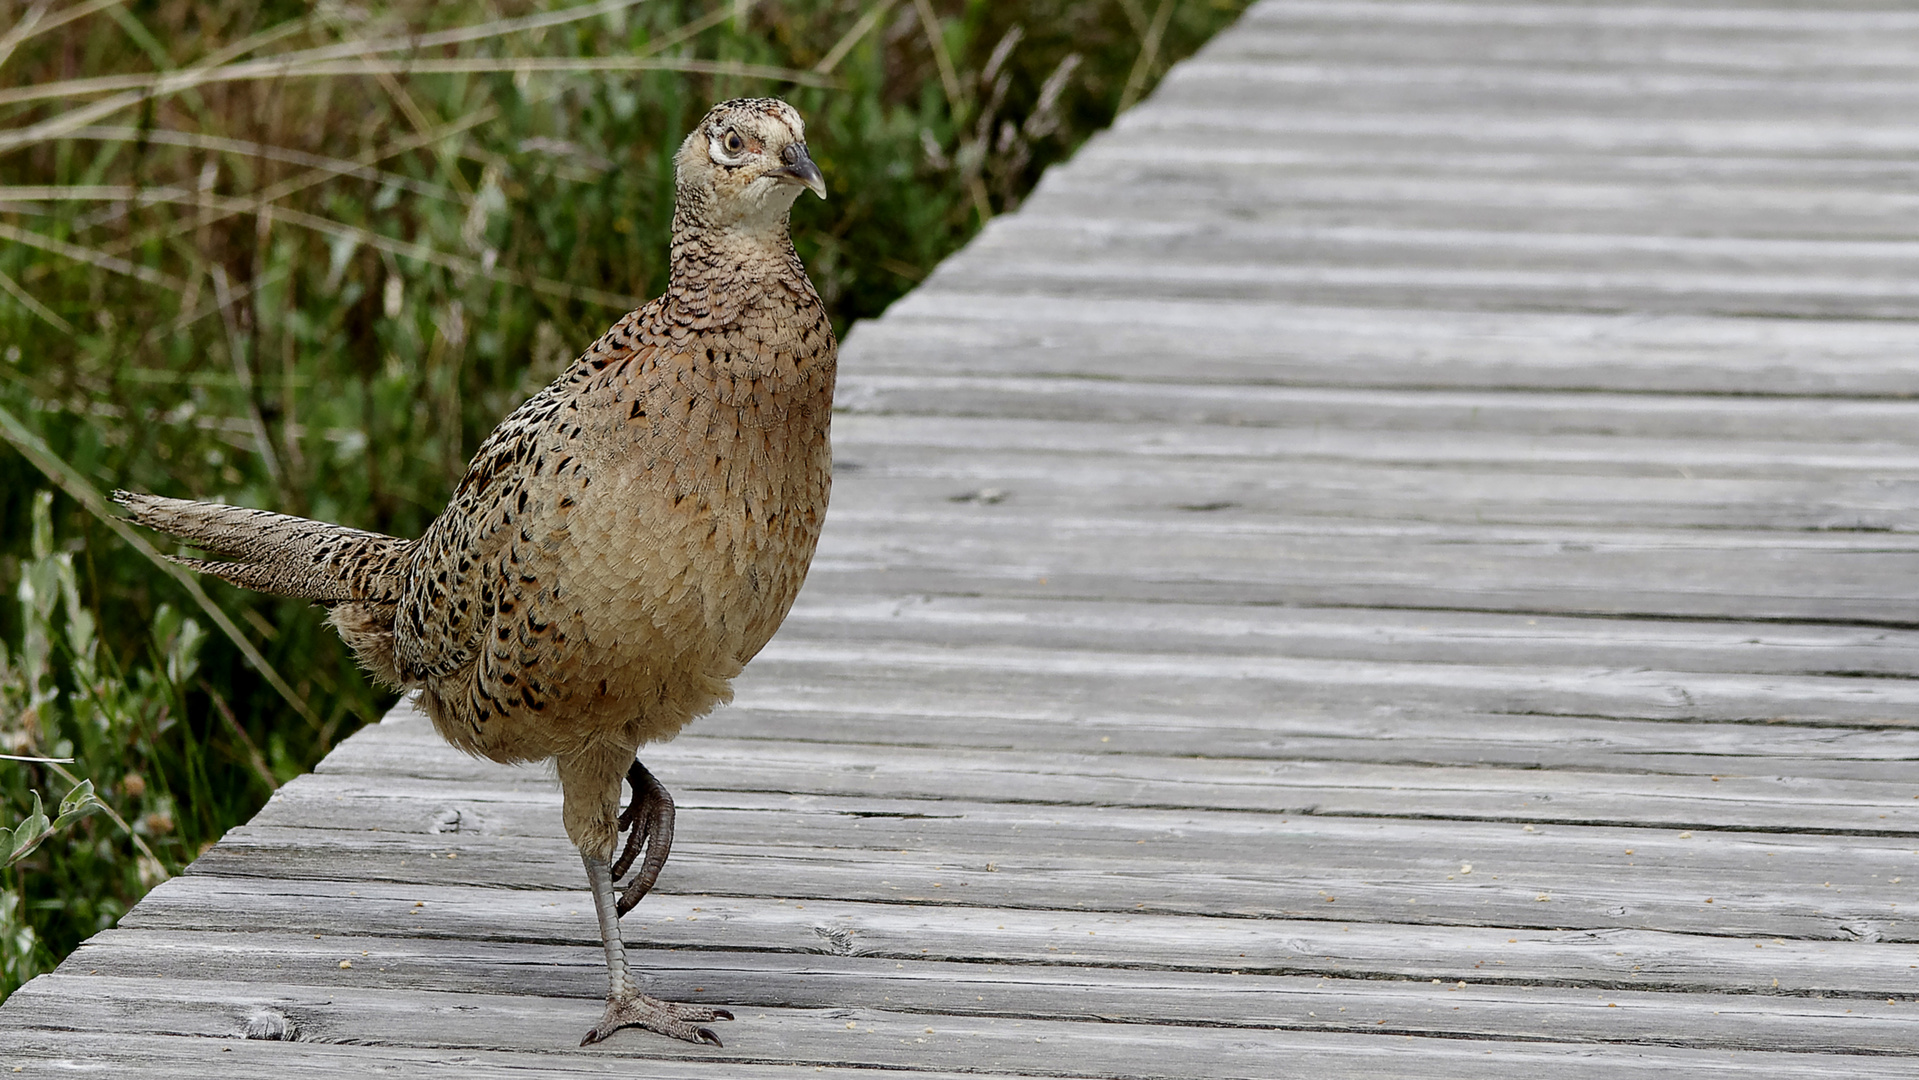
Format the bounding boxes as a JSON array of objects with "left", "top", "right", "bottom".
[{"left": 117, "top": 98, "right": 835, "bottom": 1046}]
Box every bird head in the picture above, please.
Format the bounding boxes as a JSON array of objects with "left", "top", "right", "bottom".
[{"left": 674, "top": 98, "right": 826, "bottom": 236}]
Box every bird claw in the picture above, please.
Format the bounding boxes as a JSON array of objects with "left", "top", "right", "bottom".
[
  {"left": 612, "top": 760, "right": 674, "bottom": 916},
  {"left": 579, "top": 991, "right": 734, "bottom": 1047}
]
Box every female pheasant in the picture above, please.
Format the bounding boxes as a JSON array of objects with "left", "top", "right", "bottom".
[{"left": 116, "top": 98, "right": 835, "bottom": 1047}]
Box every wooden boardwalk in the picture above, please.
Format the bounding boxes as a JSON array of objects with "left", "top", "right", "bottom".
[{"left": 8, "top": 0, "right": 1919, "bottom": 1074}]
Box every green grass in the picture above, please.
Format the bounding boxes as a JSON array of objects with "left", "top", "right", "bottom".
[{"left": 0, "top": 0, "right": 1248, "bottom": 998}]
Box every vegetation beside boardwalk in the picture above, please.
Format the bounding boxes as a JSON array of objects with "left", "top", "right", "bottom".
[{"left": 0, "top": 0, "right": 1246, "bottom": 998}]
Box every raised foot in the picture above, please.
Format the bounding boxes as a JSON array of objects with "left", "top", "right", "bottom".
[
  {"left": 613, "top": 761, "right": 675, "bottom": 917},
  {"left": 580, "top": 992, "right": 734, "bottom": 1048}
]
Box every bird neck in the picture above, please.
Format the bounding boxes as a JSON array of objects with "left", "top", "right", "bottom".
[
  {"left": 667, "top": 187, "right": 803, "bottom": 291},
  {"left": 667, "top": 222, "right": 801, "bottom": 294}
]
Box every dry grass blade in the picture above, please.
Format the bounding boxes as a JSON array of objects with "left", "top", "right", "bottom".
[
  {"left": 0, "top": 220, "right": 183, "bottom": 289},
  {"left": 209, "top": 265, "right": 287, "bottom": 492},
  {"left": 199, "top": 679, "right": 279, "bottom": 792},
  {"left": 158, "top": 265, "right": 286, "bottom": 339},
  {"left": 14, "top": 181, "right": 639, "bottom": 308},
  {"left": 193, "top": 188, "right": 641, "bottom": 309},
  {"left": 0, "top": 0, "right": 644, "bottom": 150},
  {"left": 1119, "top": 0, "right": 1176, "bottom": 113},
  {"left": 0, "top": 0, "right": 122, "bottom": 72},
  {"left": 253, "top": 201, "right": 642, "bottom": 309},
  {"left": 99, "top": 108, "right": 502, "bottom": 264},
  {"left": 0, "top": 184, "right": 119, "bottom": 199},
  {"left": 0, "top": 0, "right": 56, "bottom": 72},
  {"left": 0, "top": 0, "right": 650, "bottom": 108},
  {"left": 815, "top": 0, "right": 898, "bottom": 75},
  {"left": 1114, "top": 0, "right": 1152, "bottom": 37},
  {"left": 320, "top": 0, "right": 649, "bottom": 66},
  {"left": 244, "top": 55, "right": 841, "bottom": 83},
  {"left": 238, "top": 189, "right": 637, "bottom": 306},
  {"left": 0, "top": 54, "right": 839, "bottom": 104},
  {"left": 642, "top": 2, "right": 753, "bottom": 61},
  {"left": 0, "top": 14, "right": 315, "bottom": 152},
  {"left": 911, "top": 0, "right": 965, "bottom": 114},
  {"left": 65, "top": 127, "right": 464, "bottom": 204},
  {"left": 0, "top": 403, "right": 320, "bottom": 731},
  {"left": 0, "top": 266, "right": 74, "bottom": 333},
  {"left": 315, "top": 5, "right": 476, "bottom": 201}
]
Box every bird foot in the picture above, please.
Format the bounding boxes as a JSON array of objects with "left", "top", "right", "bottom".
[
  {"left": 580, "top": 991, "right": 734, "bottom": 1047},
  {"left": 612, "top": 761, "right": 674, "bottom": 917}
]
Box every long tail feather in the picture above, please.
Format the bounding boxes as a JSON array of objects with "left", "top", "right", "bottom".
[{"left": 113, "top": 492, "right": 408, "bottom": 604}]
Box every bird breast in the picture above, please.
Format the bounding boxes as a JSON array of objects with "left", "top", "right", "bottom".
[
  {"left": 566, "top": 301, "right": 835, "bottom": 685},
  {"left": 404, "top": 270, "right": 835, "bottom": 762}
]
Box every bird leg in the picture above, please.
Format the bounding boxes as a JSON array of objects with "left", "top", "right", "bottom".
[
  {"left": 579, "top": 852, "right": 733, "bottom": 1047},
  {"left": 611, "top": 760, "right": 675, "bottom": 917}
]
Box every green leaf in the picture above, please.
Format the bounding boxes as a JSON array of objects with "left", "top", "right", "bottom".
[
  {"left": 7, "top": 792, "right": 50, "bottom": 865},
  {"left": 3, "top": 784, "right": 106, "bottom": 870},
  {"left": 54, "top": 781, "right": 103, "bottom": 831},
  {"left": 57, "top": 779, "right": 95, "bottom": 816}
]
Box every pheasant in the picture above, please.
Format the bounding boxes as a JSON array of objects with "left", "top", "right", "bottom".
[{"left": 116, "top": 98, "right": 834, "bottom": 1047}]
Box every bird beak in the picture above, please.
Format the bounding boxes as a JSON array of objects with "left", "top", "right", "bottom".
[{"left": 772, "top": 142, "right": 827, "bottom": 200}]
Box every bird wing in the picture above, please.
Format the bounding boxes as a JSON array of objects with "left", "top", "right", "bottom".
[{"left": 392, "top": 307, "right": 653, "bottom": 684}]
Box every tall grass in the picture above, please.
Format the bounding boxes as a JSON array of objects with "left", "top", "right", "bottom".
[{"left": 0, "top": 0, "right": 1247, "bottom": 998}]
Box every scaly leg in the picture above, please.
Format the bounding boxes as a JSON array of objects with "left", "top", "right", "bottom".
[
  {"left": 610, "top": 760, "right": 674, "bottom": 917},
  {"left": 579, "top": 852, "right": 733, "bottom": 1046}
]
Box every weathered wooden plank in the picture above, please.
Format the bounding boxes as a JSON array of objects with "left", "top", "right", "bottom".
[
  {"left": 194, "top": 824, "right": 1915, "bottom": 946},
  {"left": 236, "top": 774, "right": 1919, "bottom": 941},
  {"left": 1237, "top": 2, "right": 1919, "bottom": 35},
  {"left": 829, "top": 462, "right": 1919, "bottom": 536},
  {"left": 1152, "top": 63, "right": 1919, "bottom": 129},
  {"left": 707, "top": 701, "right": 1919, "bottom": 782},
  {"left": 775, "top": 595, "right": 1919, "bottom": 679},
  {"left": 321, "top": 719, "right": 1919, "bottom": 837},
  {"left": 735, "top": 644, "right": 1919, "bottom": 733},
  {"left": 837, "top": 376, "right": 1919, "bottom": 444},
  {"left": 1024, "top": 143, "right": 1919, "bottom": 235},
  {"left": 846, "top": 294, "right": 1919, "bottom": 395},
  {"left": 41, "top": 930, "right": 1919, "bottom": 1055},
  {"left": 966, "top": 217, "right": 1919, "bottom": 277},
  {"left": 118, "top": 876, "right": 1919, "bottom": 998},
  {"left": 1114, "top": 102, "right": 1919, "bottom": 159},
  {"left": 702, "top": 704, "right": 1919, "bottom": 782},
  {"left": 1035, "top": 173, "right": 1919, "bottom": 241},
  {"left": 1017, "top": 183, "right": 1919, "bottom": 244},
  {"left": 962, "top": 216, "right": 1919, "bottom": 280},
  {"left": 0, "top": 1030, "right": 1085, "bottom": 1080},
  {"left": 828, "top": 416, "right": 1919, "bottom": 534},
  {"left": 834, "top": 412, "right": 1919, "bottom": 476},
  {"left": 808, "top": 505, "right": 1919, "bottom": 611},
  {"left": 801, "top": 511, "right": 1919, "bottom": 624},
  {"left": 1216, "top": 14, "right": 1919, "bottom": 71},
  {"left": 920, "top": 259, "right": 1919, "bottom": 317},
  {"left": 1072, "top": 131, "right": 1919, "bottom": 188},
  {"left": 6, "top": 1007, "right": 1915, "bottom": 1080},
  {"left": 918, "top": 231, "right": 1919, "bottom": 320}
]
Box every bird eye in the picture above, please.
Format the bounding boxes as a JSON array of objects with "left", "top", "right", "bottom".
[{"left": 709, "top": 128, "right": 750, "bottom": 166}]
